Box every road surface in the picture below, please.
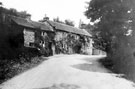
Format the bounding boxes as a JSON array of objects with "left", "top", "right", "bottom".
[{"left": 0, "top": 54, "right": 135, "bottom": 89}]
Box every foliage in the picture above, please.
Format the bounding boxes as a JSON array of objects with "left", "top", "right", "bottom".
[
  {"left": 53, "top": 17, "right": 64, "bottom": 24},
  {"left": 0, "top": 2, "right": 2, "bottom": 6},
  {"left": 79, "top": 23, "right": 94, "bottom": 30},
  {"left": 0, "top": 57, "right": 48, "bottom": 84},
  {"left": 85, "top": 0, "right": 135, "bottom": 53},
  {"left": 54, "top": 32, "right": 87, "bottom": 54},
  {"left": 85, "top": 0, "right": 135, "bottom": 82},
  {"left": 34, "top": 31, "right": 55, "bottom": 56},
  {"left": 53, "top": 17, "right": 75, "bottom": 26},
  {"left": 0, "top": 4, "right": 32, "bottom": 58},
  {"left": 0, "top": 7, "right": 31, "bottom": 19},
  {"left": 0, "top": 3, "right": 43, "bottom": 84},
  {"left": 64, "top": 19, "right": 75, "bottom": 26}
]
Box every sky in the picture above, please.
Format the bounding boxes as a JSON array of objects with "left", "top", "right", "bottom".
[{"left": 1, "top": 0, "right": 90, "bottom": 27}]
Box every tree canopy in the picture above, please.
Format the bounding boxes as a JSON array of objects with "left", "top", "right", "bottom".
[
  {"left": 0, "top": 5, "right": 31, "bottom": 19},
  {"left": 85, "top": 0, "right": 135, "bottom": 53},
  {"left": 85, "top": 0, "right": 135, "bottom": 82},
  {"left": 64, "top": 19, "right": 74, "bottom": 26},
  {"left": 0, "top": 2, "right": 2, "bottom": 6},
  {"left": 53, "top": 17, "right": 75, "bottom": 26},
  {"left": 53, "top": 17, "right": 64, "bottom": 24}
]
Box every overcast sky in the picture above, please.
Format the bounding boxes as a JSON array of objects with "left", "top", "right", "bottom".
[{"left": 1, "top": 0, "right": 90, "bottom": 27}]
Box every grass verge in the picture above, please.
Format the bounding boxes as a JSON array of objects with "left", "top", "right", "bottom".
[{"left": 0, "top": 56, "right": 48, "bottom": 84}]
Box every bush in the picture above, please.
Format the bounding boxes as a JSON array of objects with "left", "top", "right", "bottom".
[{"left": 0, "top": 55, "right": 48, "bottom": 84}]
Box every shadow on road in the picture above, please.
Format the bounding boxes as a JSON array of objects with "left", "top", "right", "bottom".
[
  {"left": 33, "top": 83, "right": 81, "bottom": 89},
  {"left": 72, "top": 57, "right": 112, "bottom": 73}
]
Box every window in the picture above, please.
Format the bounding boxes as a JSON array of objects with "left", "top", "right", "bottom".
[{"left": 29, "top": 43, "right": 35, "bottom": 47}]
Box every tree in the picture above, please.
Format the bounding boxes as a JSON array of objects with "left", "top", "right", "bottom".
[
  {"left": 0, "top": 2, "right": 2, "bottom": 6},
  {"left": 64, "top": 19, "right": 74, "bottom": 26},
  {"left": 53, "top": 17, "right": 64, "bottom": 24},
  {"left": 53, "top": 17, "right": 75, "bottom": 26},
  {"left": 78, "top": 20, "right": 94, "bottom": 33},
  {"left": 0, "top": 3, "right": 33, "bottom": 83},
  {"left": 85, "top": 0, "right": 135, "bottom": 53},
  {"left": 0, "top": 7, "right": 31, "bottom": 19},
  {"left": 85, "top": 0, "right": 135, "bottom": 82}
]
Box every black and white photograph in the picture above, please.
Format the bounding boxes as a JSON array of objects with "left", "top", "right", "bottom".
[{"left": 0, "top": 0, "right": 135, "bottom": 89}]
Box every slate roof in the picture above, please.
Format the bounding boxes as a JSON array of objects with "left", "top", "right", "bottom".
[
  {"left": 11, "top": 16, "right": 53, "bottom": 32},
  {"left": 46, "top": 20, "right": 91, "bottom": 37},
  {"left": 11, "top": 16, "right": 91, "bottom": 37}
]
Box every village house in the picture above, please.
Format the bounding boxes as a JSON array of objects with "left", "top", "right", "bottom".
[
  {"left": 10, "top": 16, "right": 55, "bottom": 56},
  {"left": 44, "top": 20, "right": 93, "bottom": 55},
  {"left": 4, "top": 15, "right": 93, "bottom": 57},
  {"left": 79, "top": 22, "right": 106, "bottom": 55}
]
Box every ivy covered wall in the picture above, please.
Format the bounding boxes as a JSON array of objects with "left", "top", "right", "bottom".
[{"left": 54, "top": 31, "right": 92, "bottom": 55}]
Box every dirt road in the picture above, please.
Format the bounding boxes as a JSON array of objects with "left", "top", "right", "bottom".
[{"left": 0, "top": 54, "right": 134, "bottom": 89}]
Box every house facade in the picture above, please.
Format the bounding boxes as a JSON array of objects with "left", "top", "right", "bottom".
[
  {"left": 92, "top": 48, "right": 106, "bottom": 55},
  {"left": 10, "top": 16, "right": 55, "bottom": 56},
  {"left": 8, "top": 16, "right": 93, "bottom": 57},
  {"left": 45, "top": 20, "right": 93, "bottom": 55}
]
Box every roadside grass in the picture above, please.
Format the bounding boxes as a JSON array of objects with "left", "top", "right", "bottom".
[
  {"left": 99, "top": 57, "right": 135, "bottom": 88},
  {"left": 98, "top": 57, "right": 128, "bottom": 79},
  {"left": 0, "top": 56, "right": 48, "bottom": 84},
  {"left": 98, "top": 57, "right": 114, "bottom": 71}
]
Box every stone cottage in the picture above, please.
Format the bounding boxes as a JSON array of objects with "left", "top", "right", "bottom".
[
  {"left": 8, "top": 16, "right": 93, "bottom": 57},
  {"left": 10, "top": 16, "right": 55, "bottom": 56},
  {"left": 44, "top": 20, "right": 93, "bottom": 55}
]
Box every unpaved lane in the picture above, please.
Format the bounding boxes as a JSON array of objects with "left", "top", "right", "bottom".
[
  {"left": 0, "top": 54, "right": 134, "bottom": 89},
  {"left": 72, "top": 55, "right": 110, "bottom": 73}
]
